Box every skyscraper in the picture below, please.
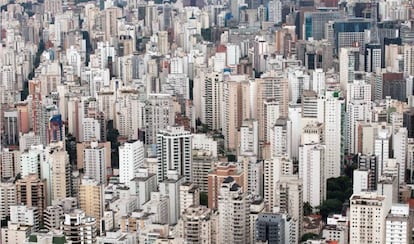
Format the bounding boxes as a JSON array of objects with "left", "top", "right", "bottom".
[
  {"left": 83, "top": 141, "right": 107, "bottom": 185},
  {"left": 350, "top": 193, "right": 388, "bottom": 244},
  {"left": 159, "top": 170, "right": 186, "bottom": 225},
  {"left": 119, "top": 140, "right": 144, "bottom": 184},
  {"left": 16, "top": 174, "right": 47, "bottom": 222},
  {"left": 217, "top": 176, "right": 250, "bottom": 244},
  {"left": 144, "top": 94, "right": 174, "bottom": 145},
  {"left": 156, "top": 126, "right": 192, "bottom": 183},
  {"left": 299, "top": 143, "right": 326, "bottom": 208}
]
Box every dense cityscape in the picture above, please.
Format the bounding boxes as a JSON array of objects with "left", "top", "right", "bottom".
[{"left": 0, "top": 0, "right": 413, "bottom": 243}]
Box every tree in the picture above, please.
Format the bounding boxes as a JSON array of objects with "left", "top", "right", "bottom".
[
  {"left": 318, "top": 199, "right": 343, "bottom": 220},
  {"left": 300, "top": 233, "right": 319, "bottom": 242},
  {"left": 106, "top": 120, "right": 120, "bottom": 168},
  {"left": 200, "top": 192, "right": 208, "bottom": 206},
  {"left": 303, "top": 202, "right": 313, "bottom": 216}
]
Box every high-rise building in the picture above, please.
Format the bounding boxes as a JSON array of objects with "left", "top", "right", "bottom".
[
  {"left": 365, "top": 43, "right": 382, "bottom": 72},
  {"left": 333, "top": 18, "right": 371, "bottom": 52},
  {"left": 119, "top": 140, "right": 144, "bottom": 184},
  {"left": 62, "top": 209, "right": 97, "bottom": 243},
  {"left": 1, "top": 149, "right": 20, "bottom": 180},
  {"left": 128, "top": 167, "right": 157, "bottom": 207},
  {"left": 144, "top": 94, "right": 174, "bottom": 145},
  {"left": 10, "top": 205, "right": 39, "bottom": 230},
  {"left": 349, "top": 193, "right": 388, "bottom": 244},
  {"left": 156, "top": 126, "right": 192, "bottom": 183},
  {"left": 222, "top": 80, "right": 251, "bottom": 150},
  {"left": 239, "top": 119, "right": 259, "bottom": 156},
  {"left": 202, "top": 72, "right": 223, "bottom": 131},
  {"left": 270, "top": 118, "right": 292, "bottom": 158},
  {"left": 274, "top": 175, "right": 303, "bottom": 243},
  {"left": 299, "top": 143, "right": 326, "bottom": 208},
  {"left": 0, "top": 182, "right": 16, "bottom": 222},
  {"left": 403, "top": 43, "right": 414, "bottom": 76},
  {"left": 385, "top": 204, "right": 411, "bottom": 244},
  {"left": 82, "top": 117, "right": 101, "bottom": 142},
  {"left": 16, "top": 174, "right": 47, "bottom": 222},
  {"left": 179, "top": 206, "right": 214, "bottom": 244},
  {"left": 20, "top": 145, "right": 44, "bottom": 178},
  {"left": 256, "top": 72, "right": 289, "bottom": 143},
  {"left": 263, "top": 156, "right": 294, "bottom": 210},
  {"left": 159, "top": 170, "right": 186, "bottom": 225},
  {"left": 208, "top": 162, "right": 244, "bottom": 209},
  {"left": 83, "top": 141, "right": 107, "bottom": 185},
  {"left": 358, "top": 153, "right": 378, "bottom": 190},
  {"left": 255, "top": 213, "right": 288, "bottom": 243},
  {"left": 403, "top": 108, "right": 414, "bottom": 138},
  {"left": 180, "top": 182, "right": 200, "bottom": 214},
  {"left": 393, "top": 127, "right": 408, "bottom": 183},
  {"left": 323, "top": 92, "right": 343, "bottom": 179},
  {"left": 1, "top": 223, "right": 31, "bottom": 244},
  {"left": 339, "top": 47, "right": 362, "bottom": 91},
  {"left": 375, "top": 126, "right": 391, "bottom": 179},
  {"left": 192, "top": 150, "right": 215, "bottom": 192},
  {"left": 268, "top": 0, "right": 282, "bottom": 24},
  {"left": 4, "top": 110, "right": 19, "bottom": 145},
  {"left": 78, "top": 178, "right": 103, "bottom": 231},
  {"left": 217, "top": 176, "right": 250, "bottom": 244},
  {"left": 45, "top": 142, "right": 72, "bottom": 205}
]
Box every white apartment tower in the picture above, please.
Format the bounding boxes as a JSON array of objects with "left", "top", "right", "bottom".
[
  {"left": 119, "top": 140, "right": 144, "bottom": 184},
  {"left": 324, "top": 92, "right": 343, "bottom": 179},
  {"left": 375, "top": 126, "right": 391, "bottom": 179},
  {"left": 239, "top": 119, "right": 259, "bottom": 156},
  {"left": 264, "top": 156, "right": 294, "bottom": 210},
  {"left": 159, "top": 170, "right": 186, "bottom": 225},
  {"left": 82, "top": 117, "right": 101, "bottom": 142},
  {"left": 299, "top": 143, "right": 326, "bottom": 208},
  {"left": 274, "top": 175, "right": 303, "bottom": 243},
  {"left": 145, "top": 94, "right": 174, "bottom": 145},
  {"left": 218, "top": 176, "right": 250, "bottom": 244},
  {"left": 393, "top": 127, "right": 408, "bottom": 183},
  {"left": 20, "top": 145, "right": 44, "bottom": 178},
  {"left": 350, "top": 193, "right": 388, "bottom": 244},
  {"left": 385, "top": 204, "right": 411, "bottom": 244},
  {"left": 270, "top": 118, "right": 292, "bottom": 158},
  {"left": 83, "top": 141, "right": 107, "bottom": 185},
  {"left": 156, "top": 126, "right": 192, "bottom": 183}
]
